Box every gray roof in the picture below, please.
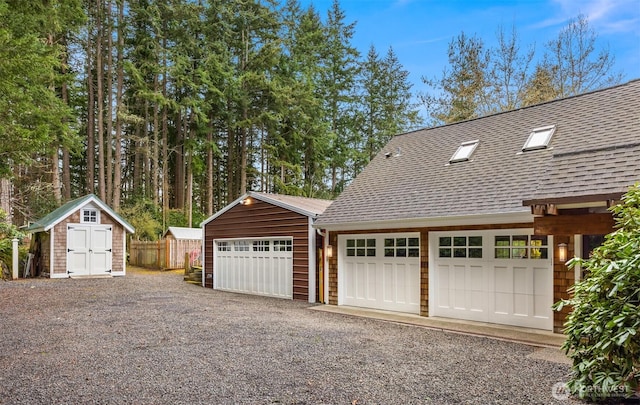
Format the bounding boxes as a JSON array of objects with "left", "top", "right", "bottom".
[
  {"left": 164, "top": 226, "right": 202, "bottom": 240},
  {"left": 315, "top": 79, "right": 640, "bottom": 228},
  {"left": 26, "top": 194, "right": 135, "bottom": 234},
  {"left": 201, "top": 191, "right": 333, "bottom": 227}
]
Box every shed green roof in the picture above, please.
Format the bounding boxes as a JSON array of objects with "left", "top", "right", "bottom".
[{"left": 26, "top": 194, "right": 135, "bottom": 234}]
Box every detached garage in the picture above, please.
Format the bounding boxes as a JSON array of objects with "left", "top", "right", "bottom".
[
  {"left": 26, "top": 194, "right": 135, "bottom": 278},
  {"left": 202, "top": 192, "right": 332, "bottom": 302}
]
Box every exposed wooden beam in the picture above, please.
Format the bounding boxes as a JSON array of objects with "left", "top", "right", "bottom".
[{"left": 533, "top": 213, "right": 615, "bottom": 235}]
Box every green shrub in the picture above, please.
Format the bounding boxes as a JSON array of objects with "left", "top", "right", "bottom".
[
  {"left": 554, "top": 184, "right": 640, "bottom": 401},
  {"left": 0, "top": 209, "right": 26, "bottom": 278}
]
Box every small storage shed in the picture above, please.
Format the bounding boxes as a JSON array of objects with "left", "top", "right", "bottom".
[
  {"left": 202, "top": 192, "right": 332, "bottom": 302},
  {"left": 163, "top": 226, "right": 202, "bottom": 268},
  {"left": 164, "top": 226, "right": 202, "bottom": 241},
  {"left": 26, "top": 194, "right": 135, "bottom": 278}
]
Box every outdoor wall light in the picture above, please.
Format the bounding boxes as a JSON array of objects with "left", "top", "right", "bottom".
[
  {"left": 239, "top": 198, "right": 251, "bottom": 205},
  {"left": 326, "top": 245, "right": 333, "bottom": 258},
  {"left": 558, "top": 243, "right": 568, "bottom": 263}
]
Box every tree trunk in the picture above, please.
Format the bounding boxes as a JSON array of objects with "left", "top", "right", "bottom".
[
  {"left": 152, "top": 76, "right": 160, "bottom": 205},
  {"left": 0, "top": 178, "right": 11, "bottom": 223},
  {"left": 112, "top": 0, "right": 124, "bottom": 212},
  {"left": 86, "top": 15, "right": 95, "bottom": 195},
  {"left": 105, "top": 0, "right": 114, "bottom": 205},
  {"left": 206, "top": 120, "right": 214, "bottom": 216},
  {"left": 174, "top": 111, "right": 184, "bottom": 209},
  {"left": 96, "top": 0, "right": 106, "bottom": 201}
]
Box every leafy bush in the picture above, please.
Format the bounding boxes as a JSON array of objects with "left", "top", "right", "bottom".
[
  {"left": 554, "top": 184, "right": 640, "bottom": 401},
  {"left": 0, "top": 208, "right": 26, "bottom": 278}
]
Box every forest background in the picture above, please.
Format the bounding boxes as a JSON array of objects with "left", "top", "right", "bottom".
[{"left": 0, "top": 0, "right": 624, "bottom": 240}]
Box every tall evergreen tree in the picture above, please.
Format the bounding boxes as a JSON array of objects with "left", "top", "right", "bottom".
[{"left": 320, "top": 0, "right": 359, "bottom": 194}]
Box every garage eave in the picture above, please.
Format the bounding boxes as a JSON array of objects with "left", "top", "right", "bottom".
[
  {"left": 313, "top": 211, "right": 534, "bottom": 232},
  {"left": 201, "top": 192, "right": 332, "bottom": 227}
]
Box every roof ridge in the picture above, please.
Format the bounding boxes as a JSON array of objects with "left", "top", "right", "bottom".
[{"left": 396, "top": 78, "right": 640, "bottom": 138}]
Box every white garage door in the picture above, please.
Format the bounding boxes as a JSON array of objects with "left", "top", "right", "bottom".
[
  {"left": 67, "top": 224, "right": 113, "bottom": 277},
  {"left": 430, "top": 230, "right": 553, "bottom": 330},
  {"left": 214, "top": 238, "right": 293, "bottom": 299},
  {"left": 339, "top": 233, "right": 420, "bottom": 314}
]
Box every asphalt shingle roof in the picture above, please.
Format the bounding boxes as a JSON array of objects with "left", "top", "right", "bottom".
[
  {"left": 249, "top": 192, "right": 333, "bottom": 217},
  {"left": 315, "top": 79, "right": 640, "bottom": 228}
]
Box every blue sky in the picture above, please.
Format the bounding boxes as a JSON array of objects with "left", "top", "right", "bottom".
[{"left": 303, "top": 0, "right": 640, "bottom": 96}]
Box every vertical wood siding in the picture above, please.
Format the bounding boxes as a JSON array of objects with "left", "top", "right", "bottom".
[{"left": 204, "top": 199, "right": 312, "bottom": 301}]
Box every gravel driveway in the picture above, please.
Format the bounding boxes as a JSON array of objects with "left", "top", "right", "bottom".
[{"left": 0, "top": 268, "right": 577, "bottom": 404}]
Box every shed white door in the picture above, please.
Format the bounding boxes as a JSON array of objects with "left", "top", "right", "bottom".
[
  {"left": 67, "top": 224, "right": 112, "bottom": 276},
  {"left": 430, "top": 230, "right": 553, "bottom": 330},
  {"left": 339, "top": 233, "right": 420, "bottom": 314},
  {"left": 214, "top": 238, "right": 293, "bottom": 299}
]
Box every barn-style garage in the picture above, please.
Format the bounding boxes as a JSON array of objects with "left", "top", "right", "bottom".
[
  {"left": 26, "top": 194, "right": 135, "bottom": 278},
  {"left": 202, "top": 192, "right": 332, "bottom": 302}
]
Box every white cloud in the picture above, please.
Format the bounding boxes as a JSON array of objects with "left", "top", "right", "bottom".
[{"left": 533, "top": 0, "right": 639, "bottom": 34}]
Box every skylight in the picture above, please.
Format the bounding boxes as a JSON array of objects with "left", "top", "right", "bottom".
[
  {"left": 449, "top": 140, "right": 479, "bottom": 163},
  {"left": 523, "top": 125, "right": 556, "bottom": 151}
]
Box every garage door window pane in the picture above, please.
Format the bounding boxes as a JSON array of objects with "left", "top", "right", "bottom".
[
  {"left": 253, "top": 241, "right": 270, "bottom": 252},
  {"left": 530, "top": 236, "right": 548, "bottom": 259},
  {"left": 217, "top": 242, "right": 230, "bottom": 251},
  {"left": 384, "top": 237, "right": 418, "bottom": 257},
  {"left": 439, "top": 235, "right": 482, "bottom": 258},
  {"left": 494, "top": 235, "right": 549, "bottom": 259},
  {"left": 234, "top": 241, "right": 250, "bottom": 251},
  {"left": 495, "top": 248, "right": 510, "bottom": 258},
  {"left": 512, "top": 247, "right": 527, "bottom": 259},
  {"left": 274, "top": 240, "right": 292, "bottom": 252},
  {"left": 469, "top": 248, "right": 482, "bottom": 258},
  {"left": 439, "top": 248, "right": 452, "bottom": 258},
  {"left": 347, "top": 239, "right": 375, "bottom": 256},
  {"left": 469, "top": 236, "right": 482, "bottom": 246},
  {"left": 495, "top": 236, "right": 510, "bottom": 246}
]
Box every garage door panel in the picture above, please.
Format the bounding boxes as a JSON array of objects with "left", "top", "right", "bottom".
[
  {"left": 214, "top": 238, "right": 293, "bottom": 299},
  {"left": 340, "top": 234, "right": 420, "bottom": 314},
  {"left": 431, "top": 230, "right": 553, "bottom": 330},
  {"left": 534, "top": 294, "right": 550, "bottom": 318},
  {"left": 494, "top": 292, "right": 511, "bottom": 315},
  {"left": 494, "top": 265, "right": 512, "bottom": 293},
  {"left": 513, "top": 266, "right": 530, "bottom": 294},
  {"left": 468, "top": 265, "right": 483, "bottom": 291},
  {"left": 382, "top": 263, "right": 395, "bottom": 303},
  {"left": 513, "top": 293, "right": 530, "bottom": 316}
]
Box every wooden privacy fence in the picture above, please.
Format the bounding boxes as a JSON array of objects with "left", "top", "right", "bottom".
[{"left": 129, "top": 239, "right": 202, "bottom": 270}]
